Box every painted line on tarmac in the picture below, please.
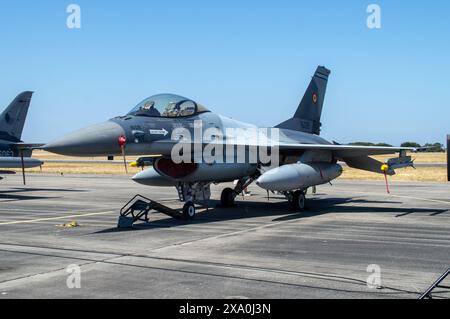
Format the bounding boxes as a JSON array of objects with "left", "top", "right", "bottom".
[
  {"left": 0, "top": 208, "right": 64, "bottom": 214},
  {"left": 0, "top": 211, "right": 115, "bottom": 226},
  {"left": 326, "top": 189, "right": 450, "bottom": 206}
]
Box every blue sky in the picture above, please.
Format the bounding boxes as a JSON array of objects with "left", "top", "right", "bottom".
[{"left": 0, "top": 0, "right": 449, "bottom": 145}]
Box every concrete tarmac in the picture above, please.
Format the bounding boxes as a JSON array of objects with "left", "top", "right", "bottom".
[{"left": 0, "top": 174, "right": 450, "bottom": 299}]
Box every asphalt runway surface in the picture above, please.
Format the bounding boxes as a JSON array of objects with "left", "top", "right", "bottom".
[{"left": 0, "top": 174, "right": 449, "bottom": 299}]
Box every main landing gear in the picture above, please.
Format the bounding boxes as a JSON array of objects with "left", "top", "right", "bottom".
[
  {"left": 286, "top": 190, "right": 306, "bottom": 211},
  {"left": 220, "top": 177, "right": 254, "bottom": 208},
  {"left": 220, "top": 188, "right": 235, "bottom": 207}
]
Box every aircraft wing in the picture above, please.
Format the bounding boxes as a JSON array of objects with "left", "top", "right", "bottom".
[
  {"left": 14, "top": 143, "right": 46, "bottom": 150},
  {"left": 153, "top": 140, "right": 414, "bottom": 158},
  {"left": 276, "top": 143, "right": 414, "bottom": 158}
]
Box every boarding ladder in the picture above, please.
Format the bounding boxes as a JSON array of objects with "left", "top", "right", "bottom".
[
  {"left": 419, "top": 267, "right": 450, "bottom": 299},
  {"left": 117, "top": 194, "right": 184, "bottom": 228}
]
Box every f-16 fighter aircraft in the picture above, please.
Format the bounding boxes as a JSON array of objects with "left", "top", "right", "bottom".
[
  {"left": 1, "top": 92, "right": 43, "bottom": 184},
  {"left": 44, "top": 66, "right": 414, "bottom": 218}
]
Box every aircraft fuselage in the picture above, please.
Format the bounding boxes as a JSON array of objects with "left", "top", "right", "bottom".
[{"left": 45, "top": 112, "right": 332, "bottom": 159}]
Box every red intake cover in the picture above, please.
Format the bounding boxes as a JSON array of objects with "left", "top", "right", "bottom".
[{"left": 155, "top": 158, "right": 198, "bottom": 179}]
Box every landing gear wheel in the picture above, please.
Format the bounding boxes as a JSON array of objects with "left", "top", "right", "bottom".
[
  {"left": 221, "top": 188, "right": 235, "bottom": 207},
  {"left": 289, "top": 190, "right": 306, "bottom": 211},
  {"left": 182, "top": 201, "right": 196, "bottom": 220}
]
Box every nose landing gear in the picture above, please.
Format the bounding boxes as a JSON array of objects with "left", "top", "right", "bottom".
[{"left": 182, "top": 201, "right": 196, "bottom": 220}]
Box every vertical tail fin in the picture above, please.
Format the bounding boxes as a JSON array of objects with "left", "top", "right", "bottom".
[
  {"left": 0, "top": 91, "right": 33, "bottom": 142},
  {"left": 276, "top": 66, "right": 330, "bottom": 135}
]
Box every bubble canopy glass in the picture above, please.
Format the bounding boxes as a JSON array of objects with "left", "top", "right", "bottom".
[{"left": 127, "top": 94, "right": 209, "bottom": 118}]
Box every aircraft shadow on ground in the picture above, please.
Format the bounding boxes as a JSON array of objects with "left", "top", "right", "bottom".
[
  {"left": 95, "top": 196, "right": 449, "bottom": 234},
  {"left": 0, "top": 187, "right": 87, "bottom": 201}
]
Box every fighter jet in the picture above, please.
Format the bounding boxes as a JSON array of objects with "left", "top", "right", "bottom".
[
  {"left": 1, "top": 92, "right": 43, "bottom": 184},
  {"left": 44, "top": 66, "right": 414, "bottom": 218}
]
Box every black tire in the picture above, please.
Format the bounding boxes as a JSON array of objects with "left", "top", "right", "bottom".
[
  {"left": 220, "top": 188, "right": 235, "bottom": 207},
  {"left": 182, "top": 201, "right": 196, "bottom": 220},
  {"left": 289, "top": 190, "right": 306, "bottom": 211}
]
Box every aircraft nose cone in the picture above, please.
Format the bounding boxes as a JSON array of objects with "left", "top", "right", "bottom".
[{"left": 44, "top": 121, "right": 125, "bottom": 156}]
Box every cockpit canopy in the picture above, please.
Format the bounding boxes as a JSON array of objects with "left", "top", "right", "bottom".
[{"left": 127, "top": 94, "right": 209, "bottom": 118}]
